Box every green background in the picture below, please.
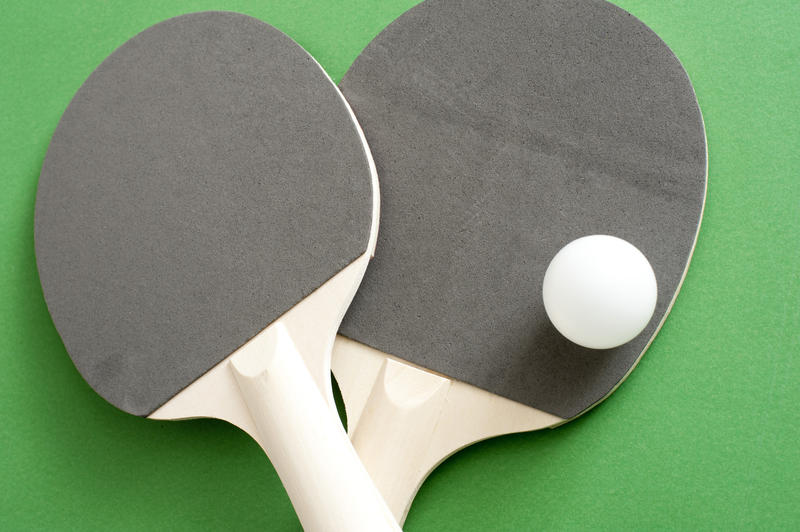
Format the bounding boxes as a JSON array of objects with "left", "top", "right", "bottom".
[{"left": 1, "top": 0, "right": 798, "bottom": 529}]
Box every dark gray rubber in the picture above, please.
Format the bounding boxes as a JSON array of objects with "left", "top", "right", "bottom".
[
  {"left": 35, "top": 12, "right": 374, "bottom": 416},
  {"left": 339, "top": 0, "right": 706, "bottom": 419}
]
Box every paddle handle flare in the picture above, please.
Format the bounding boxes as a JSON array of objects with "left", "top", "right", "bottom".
[
  {"left": 229, "top": 323, "right": 400, "bottom": 532},
  {"left": 348, "top": 357, "right": 454, "bottom": 524},
  {"left": 333, "top": 338, "right": 565, "bottom": 524}
]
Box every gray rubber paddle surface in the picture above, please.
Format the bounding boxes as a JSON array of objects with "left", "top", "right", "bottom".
[
  {"left": 339, "top": 0, "right": 706, "bottom": 419},
  {"left": 35, "top": 12, "right": 373, "bottom": 416}
]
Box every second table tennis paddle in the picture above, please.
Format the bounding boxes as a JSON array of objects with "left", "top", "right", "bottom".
[
  {"left": 333, "top": 0, "right": 707, "bottom": 523},
  {"left": 35, "top": 11, "right": 397, "bottom": 531}
]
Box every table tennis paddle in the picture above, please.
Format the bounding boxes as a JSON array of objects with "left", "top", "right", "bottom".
[
  {"left": 34, "top": 12, "right": 398, "bottom": 531},
  {"left": 332, "top": 0, "right": 707, "bottom": 523}
]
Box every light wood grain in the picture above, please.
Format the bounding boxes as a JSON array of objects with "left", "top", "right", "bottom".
[
  {"left": 332, "top": 336, "right": 563, "bottom": 524},
  {"left": 150, "top": 256, "right": 399, "bottom": 531}
]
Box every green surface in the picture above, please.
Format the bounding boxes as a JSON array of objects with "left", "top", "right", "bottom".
[{"left": 1, "top": 0, "right": 798, "bottom": 530}]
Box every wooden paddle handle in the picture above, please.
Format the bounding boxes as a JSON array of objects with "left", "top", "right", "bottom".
[
  {"left": 334, "top": 339, "right": 563, "bottom": 525},
  {"left": 348, "top": 357, "right": 453, "bottom": 524},
  {"left": 229, "top": 323, "right": 400, "bottom": 532}
]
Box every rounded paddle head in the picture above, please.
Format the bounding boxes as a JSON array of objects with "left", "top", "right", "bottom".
[
  {"left": 338, "top": 0, "right": 707, "bottom": 420},
  {"left": 35, "top": 11, "right": 377, "bottom": 417}
]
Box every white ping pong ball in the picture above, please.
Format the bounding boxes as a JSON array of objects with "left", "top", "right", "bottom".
[{"left": 542, "top": 235, "right": 657, "bottom": 350}]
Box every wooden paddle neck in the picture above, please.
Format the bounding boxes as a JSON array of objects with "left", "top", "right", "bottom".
[{"left": 334, "top": 337, "right": 563, "bottom": 524}]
